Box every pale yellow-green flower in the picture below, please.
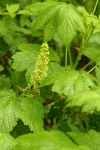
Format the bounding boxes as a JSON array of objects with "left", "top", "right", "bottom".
[{"left": 25, "top": 42, "right": 49, "bottom": 97}]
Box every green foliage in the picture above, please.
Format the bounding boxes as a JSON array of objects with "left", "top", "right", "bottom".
[
  {"left": 67, "top": 86, "right": 100, "bottom": 112},
  {"left": 14, "top": 130, "right": 88, "bottom": 150},
  {"left": 12, "top": 43, "right": 60, "bottom": 82},
  {"left": 28, "top": 2, "right": 85, "bottom": 48},
  {"left": 12, "top": 44, "right": 40, "bottom": 71},
  {"left": 0, "top": 90, "right": 44, "bottom": 133},
  {"left": 0, "top": 90, "right": 18, "bottom": 133},
  {"left": 0, "top": 75, "right": 11, "bottom": 89},
  {"left": 0, "top": 0, "right": 100, "bottom": 149},
  {"left": 95, "top": 65, "right": 100, "bottom": 85},
  {"left": 0, "top": 16, "right": 27, "bottom": 50},
  {"left": 0, "top": 132, "right": 17, "bottom": 150},
  {"left": 83, "top": 33, "right": 100, "bottom": 63},
  {"left": 68, "top": 130, "right": 100, "bottom": 150},
  {"left": 40, "top": 69, "right": 95, "bottom": 96},
  {"left": 6, "top": 4, "right": 19, "bottom": 14},
  {"left": 6, "top": 4, "right": 19, "bottom": 18},
  {"left": 15, "top": 97, "right": 44, "bottom": 132}
]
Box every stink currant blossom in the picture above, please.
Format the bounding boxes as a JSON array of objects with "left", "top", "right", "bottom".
[{"left": 25, "top": 42, "right": 49, "bottom": 97}]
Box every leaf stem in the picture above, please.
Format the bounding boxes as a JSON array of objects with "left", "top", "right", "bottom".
[
  {"left": 68, "top": 48, "right": 73, "bottom": 67},
  {"left": 65, "top": 48, "right": 67, "bottom": 67},
  {"left": 74, "top": 24, "right": 94, "bottom": 69},
  {"left": 93, "top": 0, "right": 99, "bottom": 14},
  {"left": 81, "top": 53, "right": 100, "bottom": 70},
  {"left": 87, "top": 65, "right": 97, "bottom": 74},
  {"left": 81, "top": 60, "right": 93, "bottom": 70}
]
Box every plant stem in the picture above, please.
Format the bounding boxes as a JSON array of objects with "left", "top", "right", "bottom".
[
  {"left": 93, "top": 0, "right": 99, "bottom": 14},
  {"left": 68, "top": 48, "right": 73, "bottom": 67},
  {"left": 81, "top": 53, "right": 100, "bottom": 70},
  {"left": 65, "top": 48, "right": 67, "bottom": 67},
  {"left": 75, "top": 0, "right": 99, "bottom": 70},
  {"left": 81, "top": 60, "right": 93, "bottom": 70},
  {"left": 87, "top": 65, "right": 97, "bottom": 74},
  {"left": 74, "top": 24, "right": 94, "bottom": 69}
]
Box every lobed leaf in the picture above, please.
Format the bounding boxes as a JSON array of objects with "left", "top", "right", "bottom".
[
  {"left": 12, "top": 44, "right": 40, "bottom": 71},
  {"left": 0, "top": 17, "right": 26, "bottom": 48},
  {"left": 77, "top": 6, "right": 100, "bottom": 33},
  {"left": 0, "top": 90, "right": 18, "bottom": 133},
  {"left": 26, "top": 1, "right": 58, "bottom": 15},
  {"left": 12, "top": 43, "right": 60, "bottom": 82},
  {"left": 0, "top": 90, "right": 44, "bottom": 133},
  {"left": 15, "top": 97, "right": 44, "bottom": 132},
  {"left": 68, "top": 130, "right": 100, "bottom": 150},
  {"left": 30, "top": 2, "right": 85, "bottom": 48},
  {"left": 14, "top": 130, "right": 88, "bottom": 150},
  {"left": 83, "top": 33, "right": 100, "bottom": 64},
  {"left": 40, "top": 69, "right": 95, "bottom": 96},
  {"left": 6, "top": 4, "right": 19, "bottom": 14},
  {"left": 67, "top": 86, "right": 100, "bottom": 112},
  {"left": 0, "top": 132, "right": 17, "bottom": 150}
]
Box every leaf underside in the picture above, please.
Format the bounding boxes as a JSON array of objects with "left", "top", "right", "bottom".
[{"left": 30, "top": 2, "right": 85, "bottom": 48}]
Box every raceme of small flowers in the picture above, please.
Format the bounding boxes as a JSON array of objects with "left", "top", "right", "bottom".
[{"left": 25, "top": 42, "right": 49, "bottom": 97}]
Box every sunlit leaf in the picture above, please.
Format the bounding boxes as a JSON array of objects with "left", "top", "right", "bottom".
[
  {"left": 15, "top": 97, "right": 44, "bottom": 132},
  {"left": 40, "top": 69, "right": 95, "bottom": 96},
  {"left": 67, "top": 86, "right": 100, "bottom": 112}
]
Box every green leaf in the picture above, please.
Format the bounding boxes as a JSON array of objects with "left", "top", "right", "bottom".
[
  {"left": 0, "top": 90, "right": 18, "bottom": 133},
  {"left": 15, "top": 97, "right": 44, "bottom": 132},
  {"left": 20, "top": 16, "right": 31, "bottom": 27},
  {"left": 83, "top": 33, "right": 100, "bottom": 63},
  {"left": 26, "top": 2, "right": 57, "bottom": 15},
  {"left": 30, "top": 2, "right": 85, "bottom": 48},
  {"left": 47, "top": 62, "right": 63, "bottom": 75},
  {"left": 11, "top": 71, "right": 27, "bottom": 93},
  {"left": 6, "top": 4, "right": 19, "bottom": 14},
  {"left": 25, "top": 62, "right": 62, "bottom": 83},
  {"left": 18, "top": 9, "right": 33, "bottom": 16},
  {"left": 0, "top": 75, "right": 11, "bottom": 89},
  {"left": 77, "top": 7, "right": 100, "bottom": 33},
  {"left": 0, "top": 17, "right": 26, "bottom": 48},
  {"left": 84, "top": 47, "right": 100, "bottom": 63},
  {"left": 0, "top": 65, "right": 4, "bottom": 71},
  {"left": 88, "top": 14, "right": 100, "bottom": 33},
  {"left": 43, "top": 17, "right": 57, "bottom": 42},
  {"left": 12, "top": 44, "right": 40, "bottom": 71},
  {"left": 12, "top": 43, "right": 60, "bottom": 82},
  {"left": 40, "top": 69, "right": 95, "bottom": 96},
  {"left": 68, "top": 130, "right": 100, "bottom": 150},
  {"left": 57, "top": 4, "right": 85, "bottom": 48},
  {"left": 14, "top": 130, "right": 88, "bottom": 150},
  {"left": 0, "top": 132, "right": 17, "bottom": 150},
  {"left": 67, "top": 86, "right": 100, "bottom": 112},
  {"left": 25, "top": 64, "right": 35, "bottom": 82},
  {"left": 49, "top": 48, "right": 60, "bottom": 62},
  {"left": 0, "top": 90, "right": 44, "bottom": 133}
]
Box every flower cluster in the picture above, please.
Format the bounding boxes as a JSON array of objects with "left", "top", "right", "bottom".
[
  {"left": 34, "top": 42, "right": 49, "bottom": 82},
  {"left": 26, "top": 42, "right": 49, "bottom": 97}
]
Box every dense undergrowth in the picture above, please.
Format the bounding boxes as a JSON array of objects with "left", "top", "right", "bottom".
[{"left": 0, "top": 0, "right": 100, "bottom": 149}]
